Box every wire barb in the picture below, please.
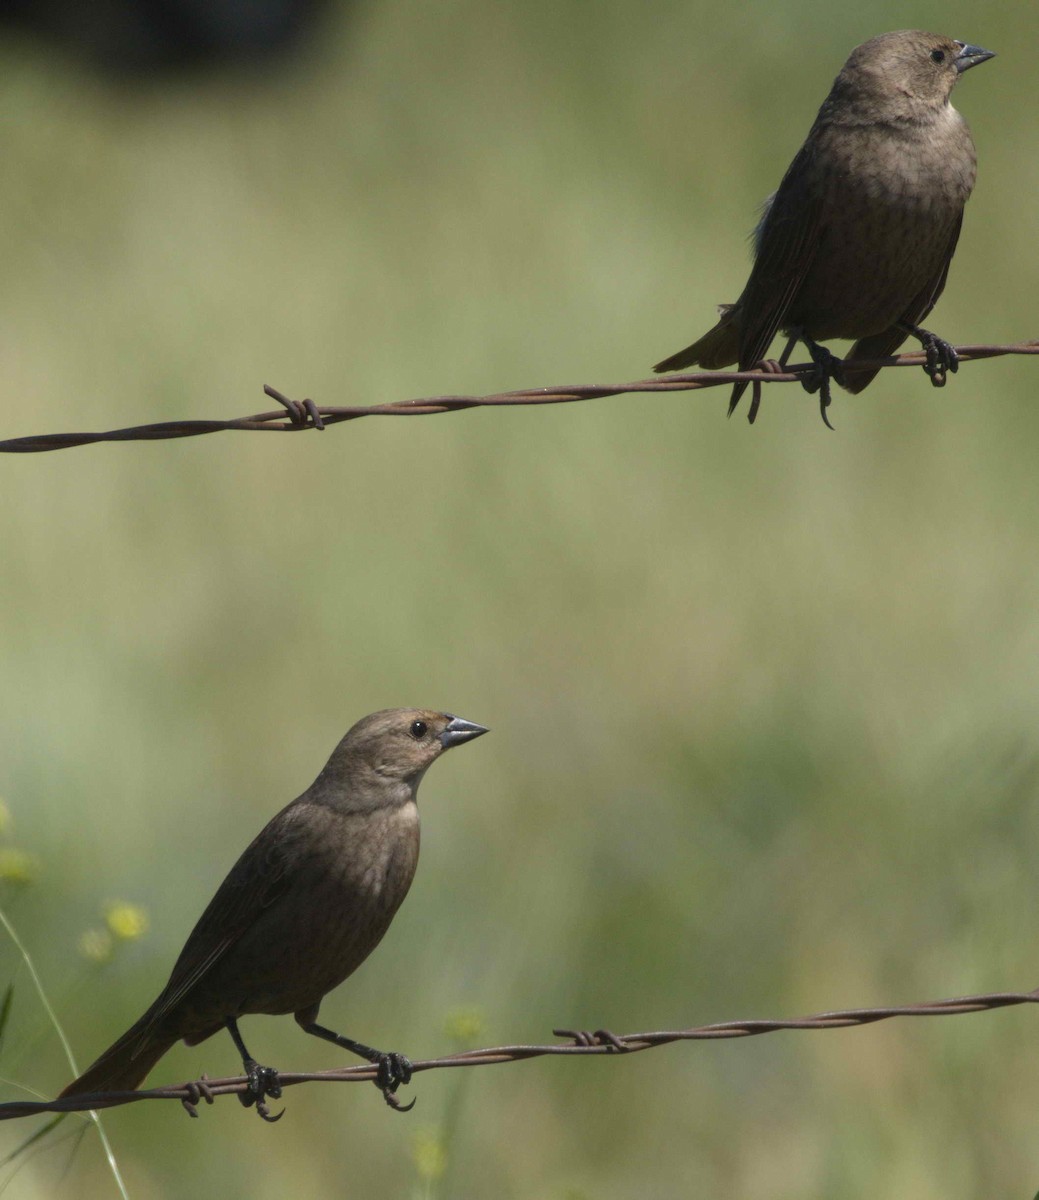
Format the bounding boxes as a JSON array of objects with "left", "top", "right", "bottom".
[{"left": 1, "top": 343, "right": 1035, "bottom": 454}]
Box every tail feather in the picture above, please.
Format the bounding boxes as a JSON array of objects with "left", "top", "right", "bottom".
[
  {"left": 654, "top": 306, "right": 740, "bottom": 374},
  {"left": 59, "top": 1013, "right": 178, "bottom": 1097}
]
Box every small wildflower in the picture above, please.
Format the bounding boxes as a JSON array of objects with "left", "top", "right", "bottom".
[
  {"left": 444, "top": 1006, "right": 485, "bottom": 1046},
  {"left": 411, "top": 1128, "right": 448, "bottom": 1182},
  {"left": 0, "top": 847, "right": 39, "bottom": 885},
  {"left": 78, "top": 928, "right": 114, "bottom": 964},
  {"left": 104, "top": 902, "right": 149, "bottom": 941}
]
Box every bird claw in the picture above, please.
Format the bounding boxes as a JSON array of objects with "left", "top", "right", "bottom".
[
  {"left": 797, "top": 343, "right": 843, "bottom": 430},
  {"left": 919, "top": 332, "right": 958, "bottom": 387},
  {"left": 375, "top": 1052, "right": 415, "bottom": 1112},
  {"left": 239, "top": 1059, "right": 284, "bottom": 1122},
  {"left": 553, "top": 1027, "right": 629, "bottom": 1052},
  {"left": 897, "top": 322, "right": 959, "bottom": 388},
  {"left": 255, "top": 1098, "right": 285, "bottom": 1123}
]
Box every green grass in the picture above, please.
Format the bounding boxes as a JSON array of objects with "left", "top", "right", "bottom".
[{"left": 0, "top": 1, "right": 1037, "bottom": 1195}]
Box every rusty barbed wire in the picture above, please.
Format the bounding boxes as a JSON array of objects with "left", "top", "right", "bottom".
[
  {"left": 1, "top": 343, "right": 1036, "bottom": 454},
  {"left": 0, "top": 985, "right": 1035, "bottom": 1120}
]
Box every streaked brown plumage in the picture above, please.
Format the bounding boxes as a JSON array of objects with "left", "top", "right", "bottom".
[
  {"left": 59, "top": 708, "right": 488, "bottom": 1116},
  {"left": 654, "top": 31, "right": 994, "bottom": 425}
]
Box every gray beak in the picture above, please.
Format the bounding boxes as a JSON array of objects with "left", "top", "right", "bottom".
[
  {"left": 440, "top": 714, "right": 489, "bottom": 749},
  {"left": 954, "top": 42, "right": 995, "bottom": 73}
]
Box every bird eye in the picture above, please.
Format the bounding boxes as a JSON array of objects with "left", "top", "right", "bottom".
[
  {"left": 930, "top": 49, "right": 945, "bottom": 63},
  {"left": 409, "top": 720, "right": 428, "bottom": 739}
]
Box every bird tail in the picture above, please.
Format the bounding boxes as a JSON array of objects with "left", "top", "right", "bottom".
[
  {"left": 59, "top": 1010, "right": 178, "bottom": 1098},
  {"left": 841, "top": 326, "right": 911, "bottom": 395},
  {"left": 653, "top": 306, "right": 740, "bottom": 374}
]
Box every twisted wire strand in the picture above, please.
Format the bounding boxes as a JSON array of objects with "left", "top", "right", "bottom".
[
  {"left": 2, "top": 343, "right": 1036, "bottom": 454},
  {"left": 2, "top": 986, "right": 1035, "bottom": 1120}
]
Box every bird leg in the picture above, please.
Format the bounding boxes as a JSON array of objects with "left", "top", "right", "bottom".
[
  {"left": 300, "top": 1020, "right": 415, "bottom": 1112},
  {"left": 897, "top": 321, "right": 959, "bottom": 387},
  {"left": 225, "top": 1018, "right": 284, "bottom": 1123},
  {"left": 788, "top": 330, "right": 843, "bottom": 430}
]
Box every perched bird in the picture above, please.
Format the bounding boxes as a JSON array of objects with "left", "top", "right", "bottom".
[
  {"left": 59, "top": 709, "right": 488, "bottom": 1118},
  {"left": 653, "top": 31, "right": 994, "bottom": 426}
]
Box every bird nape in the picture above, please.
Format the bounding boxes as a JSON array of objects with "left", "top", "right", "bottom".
[
  {"left": 653, "top": 31, "right": 995, "bottom": 427},
  {"left": 58, "top": 708, "right": 488, "bottom": 1121}
]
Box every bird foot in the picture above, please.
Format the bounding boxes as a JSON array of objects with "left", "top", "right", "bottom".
[
  {"left": 553, "top": 1027, "right": 629, "bottom": 1052},
  {"left": 897, "top": 322, "right": 959, "bottom": 387},
  {"left": 374, "top": 1051, "right": 415, "bottom": 1112},
  {"left": 797, "top": 343, "right": 844, "bottom": 430},
  {"left": 263, "top": 385, "right": 326, "bottom": 430},
  {"left": 919, "top": 332, "right": 959, "bottom": 387},
  {"left": 239, "top": 1058, "right": 284, "bottom": 1123},
  {"left": 181, "top": 1073, "right": 216, "bottom": 1119},
  {"left": 298, "top": 1022, "right": 416, "bottom": 1112}
]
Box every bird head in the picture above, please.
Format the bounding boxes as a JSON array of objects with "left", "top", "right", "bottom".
[
  {"left": 830, "top": 31, "right": 994, "bottom": 123},
  {"left": 337, "top": 708, "right": 489, "bottom": 788}
]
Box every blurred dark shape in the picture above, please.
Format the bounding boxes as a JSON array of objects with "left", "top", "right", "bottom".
[{"left": 0, "top": 0, "right": 332, "bottom": 74}]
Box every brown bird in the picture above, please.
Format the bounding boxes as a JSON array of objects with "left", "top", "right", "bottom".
[
  {"left": 653, "top": 31, "right": 994, "bottom": 426},
  {"left": 59, "top": 708, "right": 488, "bottom": 1118}
]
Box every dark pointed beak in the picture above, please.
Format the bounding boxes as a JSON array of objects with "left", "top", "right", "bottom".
[
  {"left": 954, "top": 42, "right": 995, "bottom": 73},
  {"left": 440, "top": 715, "right": 489, "bottom": 749}
]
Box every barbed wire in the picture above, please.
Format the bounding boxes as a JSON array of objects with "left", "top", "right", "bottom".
[
  {"left": 1, "top": 985, "right": 1035, "bottom": 1121},
  {"left": 1, "top": 343, "right": 1036, "bottom": 454}
]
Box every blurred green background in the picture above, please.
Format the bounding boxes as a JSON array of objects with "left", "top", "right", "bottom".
[{"left": 1, "top": 0, "right": 1038, "bottom": 1196}]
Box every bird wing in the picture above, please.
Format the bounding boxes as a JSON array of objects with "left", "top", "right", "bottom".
[
  {"left": 736, "top": 145, "right": 824, "bottom": 372},
  {"left": 140, "top": 805, "right": 300, "bottom": 1032},
  {"left": 842, "top": 212, "right": 963, "bottom": 394}
]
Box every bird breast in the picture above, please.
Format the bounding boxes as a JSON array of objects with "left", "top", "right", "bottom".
[
  {"left": 185, "top": 803, "right": 421, "bottom": 1022},
  {"left": 788, "top": 113, "right": 977, "bottom": 339}
]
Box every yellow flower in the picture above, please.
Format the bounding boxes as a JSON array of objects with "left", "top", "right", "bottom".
[
  {"left": 411, "top": 1128, "right": 448, "bottom": 1182},
  {"left": 0, "top": 847, "right": 38, "bottom": 885},
  {"left": 444, "top": 1006, "right": 485, "bottom": 1045},
  {"left": 104, "top": 902, "right": 149, "bottom": 941}
]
